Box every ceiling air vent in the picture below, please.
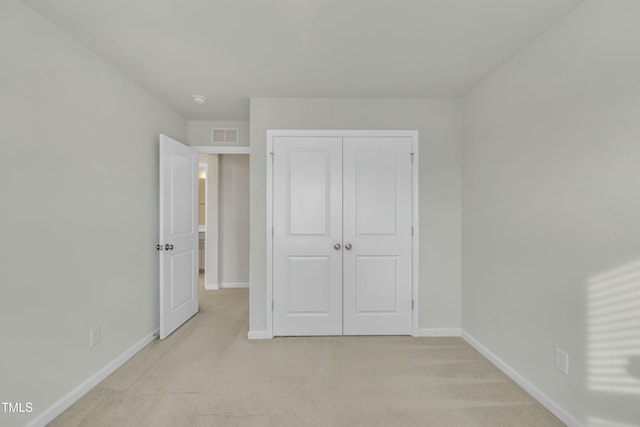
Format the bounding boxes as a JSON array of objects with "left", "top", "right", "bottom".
[{"left": 211, "top": 128, "right": 239, "bottom": 144}]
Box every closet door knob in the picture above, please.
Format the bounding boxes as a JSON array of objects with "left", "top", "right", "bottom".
[
  {"left": 345, "top": 243, "right": 352, "bottom": 250},
  {"left": 334, "top": 243, "right": 341, "bottom": 250}
]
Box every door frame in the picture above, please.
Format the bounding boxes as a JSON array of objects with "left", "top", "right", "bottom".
[{"left": 265, "top": 130, "right": 420, "bottom": 338}]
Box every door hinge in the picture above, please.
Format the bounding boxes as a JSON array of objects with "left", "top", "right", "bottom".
[
  {"left": 272, "top": 300, "right": 274, "bottom": 311},
  {"left": 410, "top": 152, "right": 414, "bottom": 163},
  {"left": 270, "top": 152, "right": 274, "bottom": 164},
  {"left": 411, "top": 226, "right": 414, "bottom": 237},
  {"left": 412, "top": 300, "right": 414, "bottom": 310}
]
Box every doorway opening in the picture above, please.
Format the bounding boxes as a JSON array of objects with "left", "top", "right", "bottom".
[{"left": 197, "top": 151, "right": 250, "bottom": 296}]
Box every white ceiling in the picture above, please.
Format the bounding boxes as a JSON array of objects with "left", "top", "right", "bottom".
[{"left": 23, "top": 0, "right": 582, "bottom": 120}]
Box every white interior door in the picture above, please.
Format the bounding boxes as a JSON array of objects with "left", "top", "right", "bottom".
[
  {"left": 272, "top": 137, "right": 343, "bottom": 336},
  {"left": 342, "top": 137, "right": 413, "bottom": 335},
  {"left": 159, "top": 134, "right": 199, "bottom": 340}
]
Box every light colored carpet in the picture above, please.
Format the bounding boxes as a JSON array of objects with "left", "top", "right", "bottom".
[{"left": 51, "top": 287, "right": 564, "bottom": 426}]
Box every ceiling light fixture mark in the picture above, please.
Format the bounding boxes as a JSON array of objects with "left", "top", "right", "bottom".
[{"left": 192, "top": 95, "right": 207, "bottom": 105}]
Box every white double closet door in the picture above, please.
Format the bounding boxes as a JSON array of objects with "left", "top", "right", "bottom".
[{"left": 273, "top": 134, "right": 414, "bottom": 336}]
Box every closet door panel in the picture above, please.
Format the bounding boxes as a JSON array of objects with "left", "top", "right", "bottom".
[
  {"left": 355, "top": 150, "right": 397, "bottom": 236},
  {"left": 342, "top": 137, "right": 413, "bottom": 335},
  {"left": 272, "top": 137, "right": 343, "bottom": 336}
]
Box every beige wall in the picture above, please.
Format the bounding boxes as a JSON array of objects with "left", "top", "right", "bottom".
[
  {"left": 462, "top": 1, "right": 640, "bottom": 425},
  {"left": 219, "top": 155, "right": 250, "bottom": 285},
  {"left": 0, "top": 1, "right": 186, "bottom": 426},
  {"left": 249, "top": 98, "right": 462, "bottom": 335}
]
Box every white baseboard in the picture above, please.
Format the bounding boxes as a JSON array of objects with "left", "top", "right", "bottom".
[
  {"left": 416, "top": 328, "right": 461, "bottom": 337},
  {"left": 204, "top": 283, "right": 219, "bottom": 290},
  {"left": 247, "top": 330, "right": 271, "bottom": 340},
  {"left": 220, "top": 282, "right": 249, "bottom": 289},
  {"left": 26, "top": 329, "right": 158, "bottom": 427},
  {"left": 461, "top": 331, "right": 582, "bottom": 427}
]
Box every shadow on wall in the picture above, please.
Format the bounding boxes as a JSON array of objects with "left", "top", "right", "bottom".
[{"left": 587, "top": 260, "right": 640, "bottom": 427}]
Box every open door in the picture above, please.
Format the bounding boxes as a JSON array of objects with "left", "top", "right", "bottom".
[{"left": 159, "top": 134, "right": 199, "bottom": 339}]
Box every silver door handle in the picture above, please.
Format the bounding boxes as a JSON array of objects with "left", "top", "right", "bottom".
[
  {"left": 334, "top": 243, "right": 341, "bottom": 250},
  {"left": 345, "top": 243, "right": 352, "bottom": 250},
  {"left": 165, "top": 244, "right": 174, "bottom": 251}
]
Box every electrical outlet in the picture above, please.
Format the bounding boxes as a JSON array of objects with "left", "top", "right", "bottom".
[
  {"left": 555, "top": 347, "right": 569, "bottom": 375},
  {"left": 89, "top": 325, "right": 101, "bottom": 348}
]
